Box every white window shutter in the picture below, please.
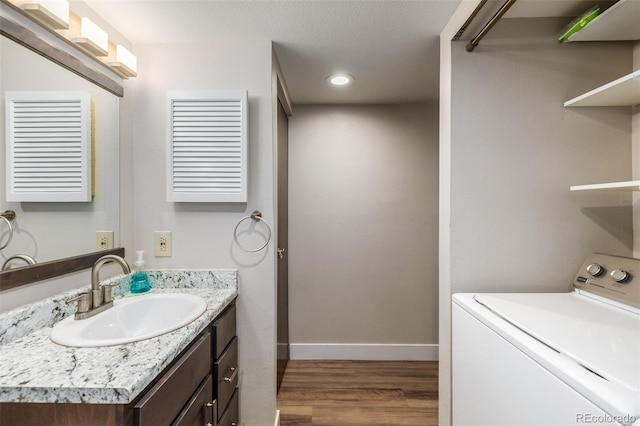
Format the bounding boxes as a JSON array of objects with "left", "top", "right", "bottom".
[
  {"left": 167, "top": 90, "right": 248, "bottom": 202},
  {"left": 5, "top": 91, "right": 92, "bottom": 202}
]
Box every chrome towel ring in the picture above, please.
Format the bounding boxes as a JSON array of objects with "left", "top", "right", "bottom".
[
  {"left": 0, "top": 210, "right": 16, "bottom": 250},
  {"left": 233, "top": 210, "right": 272, "bottom": 252},
  {"left": 2, "top": 254, "right": 36, "bottom": 270}
]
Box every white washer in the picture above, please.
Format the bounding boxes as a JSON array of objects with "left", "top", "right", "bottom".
[{"left": 452, "top": 253, "right": 640, "bottom": 426}]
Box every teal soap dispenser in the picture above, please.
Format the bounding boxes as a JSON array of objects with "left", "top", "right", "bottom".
[{"left": 131, "top": 250, "right": 151, "bottom": 294}]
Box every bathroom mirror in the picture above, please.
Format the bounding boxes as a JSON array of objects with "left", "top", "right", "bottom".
[{"left": 0, "top": 28, "right": 120, "bottom": 274}]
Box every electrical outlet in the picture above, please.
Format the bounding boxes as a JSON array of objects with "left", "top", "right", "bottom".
[
  {"left": 96, "top": 231, "right": 114, "bottom": 251},
  {"left": 154, "top": 231, "right": 172, "bottom": 257}
]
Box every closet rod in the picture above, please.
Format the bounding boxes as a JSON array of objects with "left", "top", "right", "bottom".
[
  {"left": 452, "top": 0, "right": 488, "bottom": 41},
  {"left": 466, "top": 0, "right": 518, "bottom": 52}
]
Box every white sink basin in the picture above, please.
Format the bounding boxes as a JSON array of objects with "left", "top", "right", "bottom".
[{"left": 50, "top": 293, "right": 207, "bottom": 347}]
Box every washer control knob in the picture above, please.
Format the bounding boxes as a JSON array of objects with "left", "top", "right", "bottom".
[
  {"left": 610, "top": 269, "right": 630, "bottom": 283},
  {"left": 586, "top": 263, "right": 604, "bottom": 277}
]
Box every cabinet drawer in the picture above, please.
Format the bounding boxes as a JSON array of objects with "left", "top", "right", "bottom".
[
  {"left": 218, "top": 388, "right": 239, "bottom": 426},
  {"left": 135, "top": 332, "right": 212, "bottom": 426},
  {"left": 171, "top": 375, "right": 213, "bottom": 426},
  {"left": 214, "top": 336, "right": 238, "bottom": 418},
  {"left": 212, "top": 304, "right": 236, "bottom": 358}
]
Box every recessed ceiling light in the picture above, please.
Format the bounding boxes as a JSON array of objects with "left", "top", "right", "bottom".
[{"left": 328, "top": 74, "right": 353, "bottom": 86}]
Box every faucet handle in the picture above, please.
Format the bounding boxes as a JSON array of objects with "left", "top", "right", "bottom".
[
  {"left": 101, "top": 282, "right": 120, "bottom": 304},
  {"left": 66, "top": 292, "right": 91, "bottom": 314}
]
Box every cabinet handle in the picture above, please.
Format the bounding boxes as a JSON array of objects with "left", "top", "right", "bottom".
[
  {"left": 224, "top": 366, "right": 238, "bottom": 383},
  {"left": 205, "top": 399, "right": 218, "bottom": 426}
]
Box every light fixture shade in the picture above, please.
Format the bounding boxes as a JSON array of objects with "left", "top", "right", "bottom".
[
  {"left": 20, "top": 0, "right": 70, "bottom": 30},
  {"left": 328, "top": 74, "right": 354, "bottom": 86},
  {"left": 107, "top": 44, "right": 137, "bottom": 78},
  {"left": 116, "top": 45, "right": 137, "bottom": 72},
  {"left": 72, "top": 17, "right": 108, "bottom": 56}
]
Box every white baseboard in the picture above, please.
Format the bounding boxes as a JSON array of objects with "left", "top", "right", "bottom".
[
  {"left": 274, "top": 409, "right": 280, "bottom": 426},
  {"left": 289, "top": 343, "right": 438, "bottom": 361}
]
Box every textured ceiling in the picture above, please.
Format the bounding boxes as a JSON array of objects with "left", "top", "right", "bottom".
[
  {"left": 82, "top": 0, "right": 460, "bottom": 104},
  {"left": 81, "top": 0, "right": 601, "bottom": 105}
]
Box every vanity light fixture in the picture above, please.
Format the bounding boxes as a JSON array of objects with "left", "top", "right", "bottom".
[
  {"left": 328, "top": 73, "right": 354, "bottom": 86},
  {"left": 20, "top": 0, "right": 69, "bottom": 30},
  {"left": 108, "top": 44, "right": 137, "bottom": 78},
  {"left": 72, "top": 17, "right": 108, "bottom": 56},
  {"left": 8, "top": 0, "right": 138, "bottom": 82}
]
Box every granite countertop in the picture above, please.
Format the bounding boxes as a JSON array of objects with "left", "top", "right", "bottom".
[{"left": 0, "top": 269, "right": 238, "bottom": 405}]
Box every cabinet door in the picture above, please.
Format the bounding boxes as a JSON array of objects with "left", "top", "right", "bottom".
[
  {"left": 214, "top": 336, "right": 238, "bottom": 419},
  {"left": 218, "top": 389, "right": 239, "bottom": 426},
  {"left": 135, "top": 332, "right": 212, "bottom": 425},
  {"left": 172, "top": 375, "right": 213, "bottom": 426},
  {"left": 212, "top": 304, "right": 236, "bottom": 358}
]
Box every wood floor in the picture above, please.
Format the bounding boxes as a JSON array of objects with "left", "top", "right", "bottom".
[{"left": 277, "top": 360, "right": 438, "bottom": 426}]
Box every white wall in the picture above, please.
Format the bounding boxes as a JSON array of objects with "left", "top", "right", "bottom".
[
  {"left": 288, "top": 104, "right": 439, "bottom": 360},
  {"left": 633, "top": 41, "right": 639, "bottom": 258},
  {"left": 440, "top": 11, "right": 634, "bottom": 426},
  {"left": 123, "top": 40, "right": 276, "bottom": 425},
  {"left": 450, "top": 18, "right": 633, "bottom": 293}
]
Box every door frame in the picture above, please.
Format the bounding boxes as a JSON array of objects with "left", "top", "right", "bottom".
[{"left": 273, "top": 58, "right": 293, "bottom": 393}]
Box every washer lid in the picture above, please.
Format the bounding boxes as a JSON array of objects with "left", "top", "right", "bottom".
[{"left": 474, "top": 292, "right": 640, "bottom": 391}]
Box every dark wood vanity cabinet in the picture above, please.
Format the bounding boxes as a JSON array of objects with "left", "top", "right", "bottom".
[
  {"left": 172, "top": 375, "right": 214, "bottom": 426},
  {"left": 212, "top": 304, "right": 239, "bottom": 426},
  {"left": 135, "top": 302, "right": 239, "bottom": 426},
  {"left": 134, "top": 333, "right": 213, "bottom": 425},
  {"left": 0, "top": 302, "right": 239, "bottom": 426}
]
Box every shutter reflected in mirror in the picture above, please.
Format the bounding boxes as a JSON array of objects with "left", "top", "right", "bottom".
[
  {"left": 5, "top": 91, "right": 91, "bottom": 202},
  {"left": 167, "top": 90, "right": 248, "bottom": 203}
]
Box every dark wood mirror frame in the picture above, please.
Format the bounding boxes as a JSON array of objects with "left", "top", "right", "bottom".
[
  {"left": 0, "top": 7, "right": 125, "bottom": 292},
  {"left": 1, "top": 248, "right": 125, "bottom": 291}
]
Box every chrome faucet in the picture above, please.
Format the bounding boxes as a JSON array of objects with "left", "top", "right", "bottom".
[
  {"left": 91, "top": 254, "right": 131, "bottom": 308},
  {"left": 67, "top": 254, "right": 131, "bottom": 320}
]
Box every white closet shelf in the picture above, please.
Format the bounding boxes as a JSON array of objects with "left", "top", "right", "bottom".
[
  {"left": 564, "top": 70, "right": 640, "bottom": 107},
  {"left": 567, "top": 0, "right": 640, "bottom": 42},
  {"left": 570, "top": 181, "right": 640, "bottom": 192}
]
